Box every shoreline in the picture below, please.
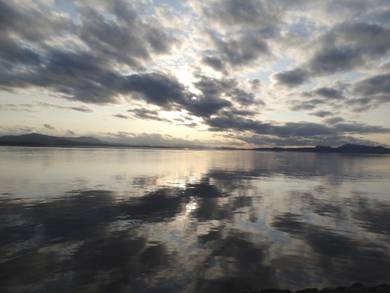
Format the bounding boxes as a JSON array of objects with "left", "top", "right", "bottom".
[{"left": 251, "top": 283, "right": 390, "bottom": 293}]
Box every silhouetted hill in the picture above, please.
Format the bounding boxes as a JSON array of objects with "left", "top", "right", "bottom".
[
  {"left": 336, "top": 143, "right": 389, "bottom": 153},
  {"left": 254, "top": 144, "right": 390, "bottom": 154},
  {"left": 0, "top": 133, "right": 204, "bottom": 149},
  {"left": 0, "top": 133, "right": 105, "bottom": 147}
]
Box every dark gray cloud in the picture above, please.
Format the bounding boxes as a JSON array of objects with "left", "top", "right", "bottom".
[
  {"left": 276, "top": 22, "right": 390, "bottom": 87},
  {"left": 187, "top": 97, "right": 232, "bottom": 118},
  {"left": 0, "top": 34, "right": 42, "bottom": 69},
  {"left": 206, "top": 112, "right": 390, "bottom": 140},
  {"left": 289, "top": 71, "right": 390, "bottom": 113},
  {"left": 122, "top": 73, "right": 188, "bottom": 107},
  {"left": 191, "top": 75, "right": 261, "bottom": 109},
  {"left": 310, "top": 110, "right": 333, "bottom": 118},
  {"left": 0, "top": 49, "right": 189, "bottom": 106},
  {"left": 325, "top": 117, "right": 345, "bottom": 125},
  {"left": 0, "top": 50, "right": 117, "bottom": 103},
  {"left": 313, "top": 87, "right": 345, "bottom": 100},
  {"left": 0, "top": 0, "right": 180, "bottom": 104},
  {"left": 309, "top": 46, "right": 363, "bottom": 76},
  {"left": 0, "top": 0, "right": 73, "bottom": 42},
  {"left": 218, "top": 108, "right": 258, "bottom": 118},
  {"left": 202, "top": 56, "right": 226, "bottom": 72},
  {"left": 127, "top": 108, "right": 166, "bottom": 122},
  {"left": 204, "top": 32, "right": 270, "bottom": 71},
  {"left": 274, "top": 69, "right": 308, "bottom": 87},
  {"left": 229, "top": 88, "right": 259, "bottom": 105},
  {"left": 185, "top": 76, "right": 253, "bottom": 117},
  {"left": 353, "top": 72, "right": 390, "bottom": 97},
  {"left": 207, "top": 115, "right": 334, "bottom": 137},
  {"left": 197, "top": 0, "right": 280, "bottom": 72},
  {"left": 43, "top": 124, "right": 55, "bottom": 130},
  {"left": 325, "top": 72, "right": 390, "bottom": 112},
  {"left": 290, "top": 86, "right": 346, "bottom": 112},
  {"left": 334, "top": 121, "right": 390, "bottom": 134},
  {"left": 291, "top": 99, "right": 327, "bottom": 111},
  {"left": 201, "top": 0, "right": 280, "bottom": 30},
  {"left": 113, "top": 114, "right": 128, "bottom": 119},
  {"left": 78, "top": 3, "right": 175, "bottom": 69}
]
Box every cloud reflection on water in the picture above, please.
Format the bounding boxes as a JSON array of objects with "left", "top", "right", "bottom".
[{"left": 1, "top": 150, "right": 390, "bottom": 292}]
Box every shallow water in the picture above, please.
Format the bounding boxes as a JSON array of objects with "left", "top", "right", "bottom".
[{"left": 1, "top": 147, "right": 390, "bottom": 292}]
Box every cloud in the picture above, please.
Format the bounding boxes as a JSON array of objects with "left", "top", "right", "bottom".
[
  {"left": 0, "top": 0, "right": 180, "bottom": 104},
  {"left": 198, "top": 0, "right": 281, "bottom": 30},
  {"left": 206, "top": 113, "right": 390, "bottom": 138},
  {"left": 122, "top": 73, "right": 188, "bottom": 107},
  {"left": 101, "top": 131, "right": 224, "bottom": 147},
  {"left": 43, "top": 123, "right": 55, "bottom": 130},
  {"left": 185, "top": 75, "right": 260, "bottom": 117},
  {"left": 0, "top": 0, "right": 389, "bottom": 147},
  {"left": 127, "top": 108, "right": 166, "bottom": 122},
  {"left": 0, "top": 102, "right": 92, "bottom": 113},
  {"left": 289, "top": 85, "right": 347, "bottom": 112},
  {"left": 308, "top": 46, "right": 362, "bottom": 75},
  {"left": 0, "top": 103, "right": 35, "bottom": 112},
  {"left": 0, "top": 51, "right": 188, "bottom": 105},
  {"left": 334, "top": 121, "right": 390, "bottom": 134},
  {"left": 0, "top": 0, "right": 72, "bottom": 42},
  {"left": 290, "top": 99, "right": 328, "bottom": 111},
  {"left": 38, "top": 102, "right": 92, "bottom": 112},
  {"left": 77, "top": 2, "right": 176, "bottom": 69},
  {"left": 113, "top": 114, "right": 128, "bottom": 119},
  {"left": 312, "top": 87, "right": 345, "bottom": 100},
  {"left": 202, "top": 56, "right": 226, "bottom": 72},
  {"left": 235, "top": 133, "right": 378, "bottom": 147},
  {"left": 203, "top": 32, "right": 270, "bottom": 71},
  {"left": 311, "top": 110, "right": 333, "bottom": 118},
  {"left": 353, "top": 72, "right": 390, "bottom": 97},
  {"left": 349, "top": 72, "right": 390, "bottom": 111},
  {"left": 276, "top": 22, "right": 390, "bottom": 87},
  {"left": 325, "top": 117, "right": 344, "bottom": 125},
  {"left": 274, "top": 69, "right": 309, "bottom": 87},
  {"left": 194, "top": 0, "right": 281, "bottom": 73}
]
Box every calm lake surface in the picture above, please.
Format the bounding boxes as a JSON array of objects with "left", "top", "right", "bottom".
[{"left": 1, "top": 147, "right": 390, "bottom": 292}]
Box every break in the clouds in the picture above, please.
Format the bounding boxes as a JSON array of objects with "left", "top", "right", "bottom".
[{"left": 0, "top": 0, "right": 390, "bottom": 147}]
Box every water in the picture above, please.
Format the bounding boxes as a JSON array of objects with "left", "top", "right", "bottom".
[{"left": 1, "top": 147, "right": 390, "bottom": 292}]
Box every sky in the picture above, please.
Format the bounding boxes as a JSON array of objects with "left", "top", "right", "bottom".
[{"left": 1, "top": 0, "right": 390, "bottom": 147}]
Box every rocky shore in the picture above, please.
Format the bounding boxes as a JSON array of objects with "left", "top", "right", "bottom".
[{"left": 247, "top": 283, "right": 390, "bottom": 293}]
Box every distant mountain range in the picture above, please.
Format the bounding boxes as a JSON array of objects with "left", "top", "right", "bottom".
[
  {"left": 0, "top": 133, "right": 186, "bottom": 149},
  {"left": 0, "top": 133, "right": 389, "bottom": 154},
  {"left": 0, "top": 133, "right": 205, "bottom": 149},
  {"left": 0, "top": 133, "right": 105, "bottom": 147},
  {"left": 254, "top": 144, "right": 390, "bottom": 154}
]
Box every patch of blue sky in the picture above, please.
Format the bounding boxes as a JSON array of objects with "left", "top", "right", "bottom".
[
  {"left": 152, "top": 0, "right": 185, "bottom": 10},
  {"left": 243, "top": 57, "right": 296, "bottom": 85},
  {"left": 54, "top": 0, "right": 77, "bottom": 16},
  {"left": 287, "top": 18, "right": 318, "bottom": 38}
]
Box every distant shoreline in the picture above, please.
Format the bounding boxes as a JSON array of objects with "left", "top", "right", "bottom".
[
  {"left": 1, "top": 144, "right": 390, "bottom": 155},
  {"left": 247, "top": 283, "right": 390, "bottom": 293},
  {"left": 0, "top": 133, "right": 390, "bottom": 154}
]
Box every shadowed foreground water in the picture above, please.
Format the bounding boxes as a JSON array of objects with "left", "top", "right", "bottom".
[{"left": 1, "top": 147, "right": 390, "bottom": 292}]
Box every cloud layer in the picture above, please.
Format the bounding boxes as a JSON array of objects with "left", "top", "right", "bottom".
[{"left": 0, "top": 0, "right": 390, "bottom": 146}]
